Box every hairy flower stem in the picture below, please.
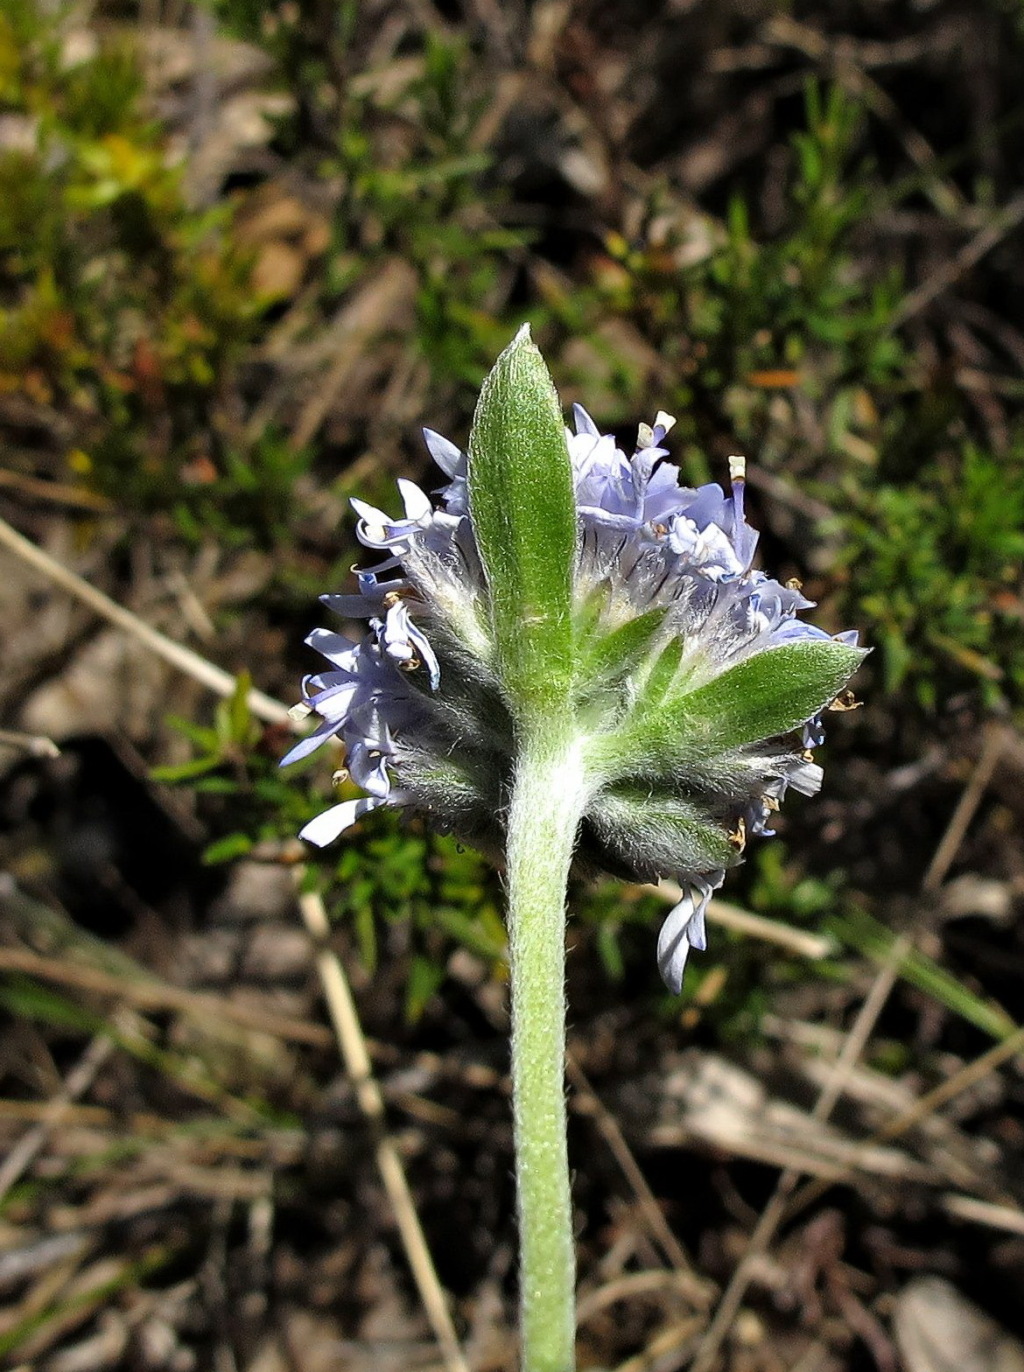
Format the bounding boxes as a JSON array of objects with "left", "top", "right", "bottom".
[{"left": 506, "top": 720, "right": 588, "bottom": 1372}]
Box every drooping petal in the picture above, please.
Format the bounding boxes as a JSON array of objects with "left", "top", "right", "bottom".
[
  {"left": 299, "top": 796, "right": 390, "bottom": 847},
  {"left": 656, "top": 887, "right": 700, "bottom": 994},
  {"left": 656, "top": 874, "right": 722, "bottom": 993}
]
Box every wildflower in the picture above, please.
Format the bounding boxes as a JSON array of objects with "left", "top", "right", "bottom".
[{"left": 284, "top": 329, "right": 863, "bottom": 991}]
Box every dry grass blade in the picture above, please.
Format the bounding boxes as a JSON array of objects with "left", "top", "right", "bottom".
[
  {"left": 0, "top": 1034, "right": 114, "bottom": 1206},
  {"left": 0, "top": 467, "right": 112, "bottom": 511},
  {"left": 785, "top": 1022, "right": 1024, "bottom": 1222},
  {"left": 0, "top": 515, "right": 292, "bottom": 726},
  {"left": 0, "top": 942, "right": 334, "bottom": 1049},
  {"left": 287, "top": 258, "right": 417, "bottom": 451},
  {"left": 940, "top": 1193, "right": 1024, "bottom": 1236},
  {"left": 0, "top": 727, "right": 60, "bottom": 758},
  {"left": 295, "top": 879, "right": 469, "bottom": 1372}
]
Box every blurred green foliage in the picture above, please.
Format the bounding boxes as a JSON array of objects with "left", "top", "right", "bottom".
[
  {"left": 0, "top": 0, "right": 291, "bottom": 543},
  {"left": 320, "top": 30, "right": 533, "bottom": 391},
  {"left": 840, "top": 442, "right": 1024, "bottom": 704}
]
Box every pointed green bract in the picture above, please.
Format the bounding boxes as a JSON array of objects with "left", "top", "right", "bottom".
[
  {"left": 581, "top": 606, "right": 669, "bottom": 693},
  {"left": 641, "top": 635, "right": 686, "bottom": 708},
  {"left": 664, "top": 640, "right": 866, "bottom": 757},
  {"left": 598, "top": 639, "right": 865, "bottom": 774},
  {"left": 588, "top": 786, "right": 739, "bottom": 875},
  {"left": 467, "top": 325, "right": 578, "bottom": 716}
]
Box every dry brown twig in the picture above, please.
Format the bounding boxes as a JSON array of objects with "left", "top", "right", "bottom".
[
  {"left": 566, "top": 1052, "right": 712, "bottom": 1305},
  {"left": 762, "top": 15, "right": 965, "bottom": 218},
  {"left": 890, "top": 193, "right": 1024, "bottom": 327}
]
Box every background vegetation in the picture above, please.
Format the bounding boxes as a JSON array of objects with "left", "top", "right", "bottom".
[{"left": 2, "top": 1, "right": 1024, "bottom": 1368}]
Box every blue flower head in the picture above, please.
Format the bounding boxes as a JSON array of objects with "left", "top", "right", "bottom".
[{"left": 284, "top": 346, "right": 863, "bottom": 992}]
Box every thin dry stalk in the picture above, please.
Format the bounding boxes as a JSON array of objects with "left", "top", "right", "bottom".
[
  {"left": 566, "top": 1053, "right": 710, "bottom": 1302},
  {"left": 295, "top": 880, "right": 469, "bottom": 1372},
  {"left": 0, "top": 1034, "right": 115, "bottom": 1206},
  {"left": 0, "top": 516, "right": 291, "bottom": 725},
  {"left": 890, "top": 193, "right": 1024, "bottom": 326}
]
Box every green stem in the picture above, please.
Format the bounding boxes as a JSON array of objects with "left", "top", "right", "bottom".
[{"left": 506, "top": 720, "right": 588, "bottom": 1372}]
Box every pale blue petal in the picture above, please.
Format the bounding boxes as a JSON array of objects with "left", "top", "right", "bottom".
[{"left": 422, "top": 428, "right": 463, "bottom": 477}]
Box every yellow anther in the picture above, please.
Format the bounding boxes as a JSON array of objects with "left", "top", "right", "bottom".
[
  {"left": 728, "top": 816, "right": 747, "bottom": 850},
  {"left": 829, "top": 690, "right": 861, "bottom": 712}
]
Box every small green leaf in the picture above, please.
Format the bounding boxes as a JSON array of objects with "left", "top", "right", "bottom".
[
  {"left": 467, "top": 325, "right": 577, "bottom": 715},
  {"left": 151, "top": 756, "right": 223, "bottom": 783},
  {"left": 596, "top": 922, "right": 625, "bottom": 980},
  {"left": 432, "top": 905, "right": 508, "bottom": 962},
  {"left": 405, "top": 954, "right": 446, "bottom": 1023},
  {"left": 355, "top": 900, "right": 377, "bottom": 974},
  {"left": 202, "top": 833, "right": 253, "bottom": 865}
]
